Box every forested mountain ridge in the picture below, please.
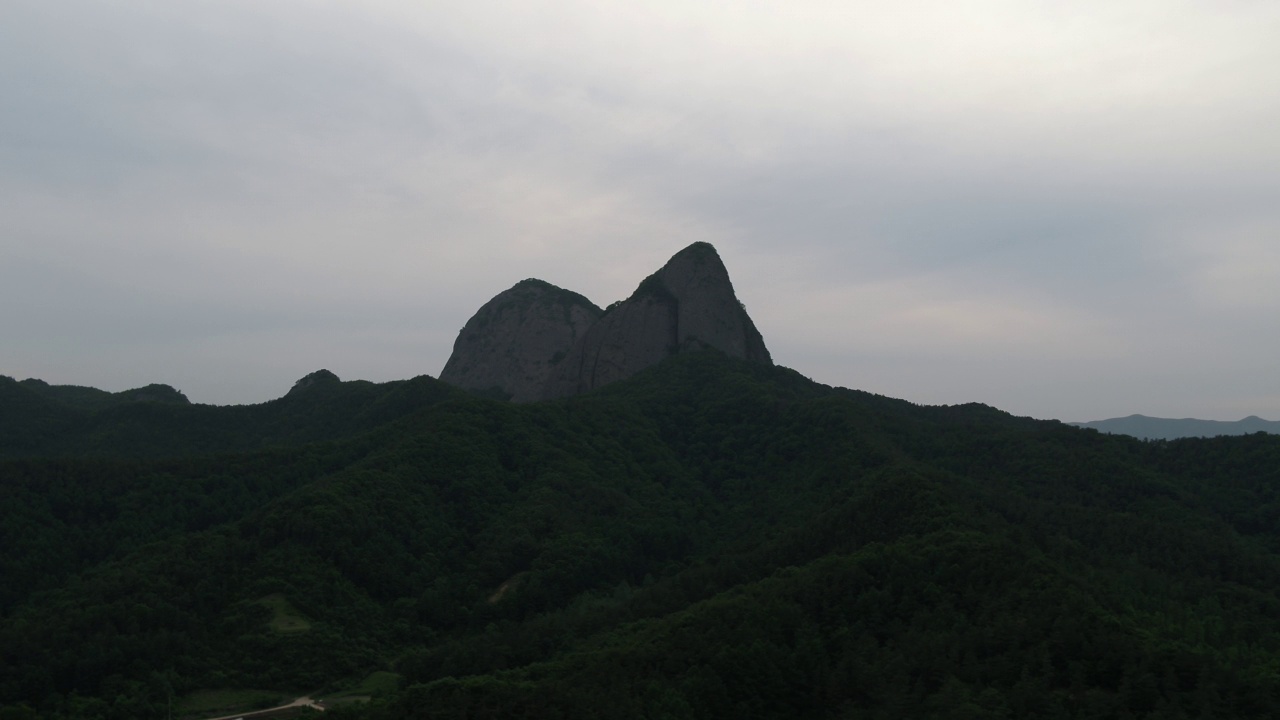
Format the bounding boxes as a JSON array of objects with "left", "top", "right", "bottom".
[
  {"left": 0, "top": 370, "right": 461, "bottom": 460},
  {"left": 3, "top": 353, "right": 1280, "bottom": 719},
  {"left": 8, "top": 376, "right": 190, "bottom": 409},
  {"left": 0, "top": 375, "right": 190, "bottom": 457}
]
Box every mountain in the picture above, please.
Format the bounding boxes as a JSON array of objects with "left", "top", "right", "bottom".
[
  {"left": 0, "top": 376, "right": 190, "bottom": 457},
  {"left": 16, "top": 378, "right": 190, "bottom": 409},
  {"left": 8, "top": 252, "right": 1280, "bottom": 718},
  {"left": 439, "top": 242, "right": 770, "bottom": 402},
  {"left": 542, "top": 241, "right": 771, "bottom": 399},
  {"left": 1073, "top": 413, "right": 1280, "bottom": 440},
  {"left": 0, "top": 370, "right": 460, "bottom": 460},
  {"left": 6, "top": 353, "right": 1280, "bottom": 719},
  {"left": 439, "top": 279, "right": 601, "bottom": 401}
]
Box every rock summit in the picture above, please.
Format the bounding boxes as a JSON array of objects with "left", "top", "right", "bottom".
[{"left": 440, "top": 243, "right": 771, "bottom": 401}]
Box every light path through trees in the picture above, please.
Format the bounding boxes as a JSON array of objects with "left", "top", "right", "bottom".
[{"left": 197, "top": 695, "right": 325, "bottom": 720}]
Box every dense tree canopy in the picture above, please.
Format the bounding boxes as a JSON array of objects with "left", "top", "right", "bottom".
[{"left": 3, "top": 353, "right": 1280, "bottom": 718}]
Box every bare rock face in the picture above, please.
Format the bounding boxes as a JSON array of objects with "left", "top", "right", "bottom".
[
  {"left": 541, "top": 242, "right": 771, "bottom": 399},
  {"left": 440, "top": 243, "right": 770, "bottom": 401},
  {"left": 440, "top": 279, "right": 602, "bottom": 401}
]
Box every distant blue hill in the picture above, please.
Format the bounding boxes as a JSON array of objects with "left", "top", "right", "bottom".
[{"left": 1071, "top": 414, "right": 1280, "bottom": 440}]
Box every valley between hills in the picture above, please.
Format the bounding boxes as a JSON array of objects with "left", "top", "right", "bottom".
[{"left": 4, "top": 244, "right": 1280, "bottom": 719}]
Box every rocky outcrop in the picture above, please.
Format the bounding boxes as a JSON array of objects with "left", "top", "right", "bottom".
[
  {"left": 440, "top": 279, "right": 602, "bottom": 401},
  {"left": 439, "top": 243, "right": 771, "bottom": 401},
  {"left": 542, "top": 242, "right": 771, "bottom": 399},
  {"left": 288, "top": 369, "right": 341, "bottom": 395},
  {"left": 117, "top": 384, "right": 190, "bottom": 404}
]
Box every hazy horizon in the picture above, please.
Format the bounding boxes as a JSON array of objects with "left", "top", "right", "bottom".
[{"left": 4, "top": 2, "right": 1279, "bottom": 422}]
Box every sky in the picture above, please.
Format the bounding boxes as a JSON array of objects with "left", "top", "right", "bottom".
[{"left": 3, "top": 1, "right": 1279, "bottom": 422}]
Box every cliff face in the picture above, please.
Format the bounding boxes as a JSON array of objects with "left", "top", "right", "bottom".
[
  {"left": 439, "top": 243, "right": 770, "bottom": 401},
  {"left": 541, "top": 242, "right": 770, "bottom": 399},
  {"left": 540, "top": 288, "right": 680, "bottom": 400},
  {"left": 439, "top": 279, "right": 601, "bottom": 401}
]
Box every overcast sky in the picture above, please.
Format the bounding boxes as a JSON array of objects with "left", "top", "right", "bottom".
[{"left": 3, "top": 1, "right": 1278, "bottom": 421}]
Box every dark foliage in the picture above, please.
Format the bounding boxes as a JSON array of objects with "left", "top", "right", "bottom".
[{"left": 3, "top": 353, "right": 1280, "bottom": 719}]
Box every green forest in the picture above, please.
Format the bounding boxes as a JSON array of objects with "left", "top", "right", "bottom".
[{"left": 3, "top": 353, "right": 1280, "bottom": 719}]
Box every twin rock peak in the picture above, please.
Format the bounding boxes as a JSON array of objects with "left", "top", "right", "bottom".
[{"left": 440, "top": 242, "right": 772, "bottom": 401}]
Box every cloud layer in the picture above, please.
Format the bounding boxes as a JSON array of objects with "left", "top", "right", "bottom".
[{"left": 3, "top": 1, "right": 1278, "bottom": 420}]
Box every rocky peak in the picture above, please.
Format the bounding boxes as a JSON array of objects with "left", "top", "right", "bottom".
[
  {"left": 439, "top": 279, "right": 602, "bottom": 402},
  {"left": 289, "top": 369, "right": 341, "bottom": 395},
  {"left": 651, "top": 242, "right": 771, "bottom": 362},
  {"left": 541, "top": 243, "right": 770, "bottom": 399},
  {"left": 439, "top": 243, "right": 771, "bottom": 402}
]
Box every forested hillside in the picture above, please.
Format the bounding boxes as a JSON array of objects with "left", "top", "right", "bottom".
[
  {"left": 0, "top": 370, "right": 456, "bottom": 460},
  {"left": 3, "top": 353, "right": 1280, "bottom": 719}
]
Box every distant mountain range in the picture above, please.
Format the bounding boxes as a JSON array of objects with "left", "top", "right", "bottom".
[{"left": 1072, "top": 414, "right": 1280, "bottom": 440}]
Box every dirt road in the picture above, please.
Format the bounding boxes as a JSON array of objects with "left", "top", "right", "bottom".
[{"left": 197, "top": 695, "right": 324, "bottom": 720}]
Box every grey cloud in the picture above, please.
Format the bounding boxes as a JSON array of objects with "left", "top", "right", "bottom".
[{"left": 3, "top": 1, "right": 1278, "bottom": 421}]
